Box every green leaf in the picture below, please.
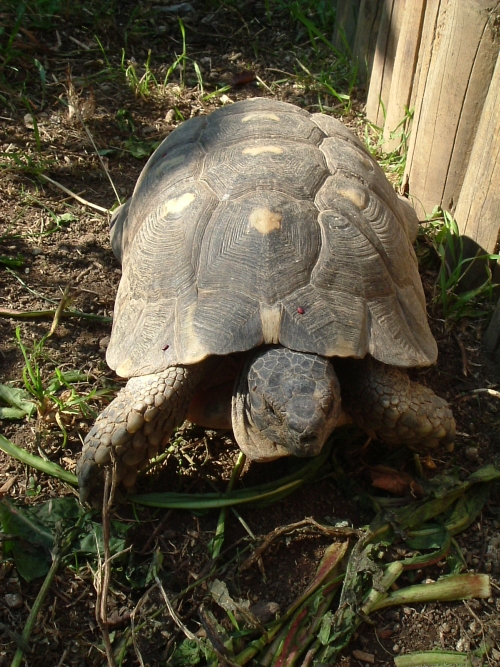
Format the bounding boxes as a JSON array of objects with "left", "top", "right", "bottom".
[
  {"left": 73, "top": 521, "right": 129, "bottom": 558},
  {"left": 124, "top": 138, "right": 158, "bottom": 158},
  {"left": 170, "top": 639, "right": 213, "bottom": 667},
  {"left": 0, "top": 433, "right": 78, "bottom": 485},
  {"left": 0, "top": 498, "right": 55, "bottom": 581},
  {"left": 0, "top": 407, "right": 29, "bottom": 419},
  {"left": 0, "top": 383, "right": 36, "bottom": 418}
]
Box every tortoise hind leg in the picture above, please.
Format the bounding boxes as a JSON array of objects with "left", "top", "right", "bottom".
[
  {"left": 77, "top": 364, "right": 205, "bottom": 502},
  {"left": 337, "top": 357, "right": 455, "bottom": 451}
]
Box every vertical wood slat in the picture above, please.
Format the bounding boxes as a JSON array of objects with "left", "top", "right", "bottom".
[
  {"left": 365, "top": 0, "right": 406, "bottom": 127},
  {"left": 333, "top": 0, "right": 361, "bottom": 54},
  {"left": 352, "top": 0, "right": 384, "bottom": 83},
  {"left": 454, "top": 48, "right": 500, "bottom": 255},
  {"left": 381, "top": 0, "right": 427, "bottom": 152},
  {"left": 403, "top": 0, "right": 500, "bottom": 219}
]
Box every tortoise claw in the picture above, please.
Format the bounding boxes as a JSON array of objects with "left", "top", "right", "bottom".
[{"left": 77, "top": 458, "right": 100, "bottom": 504}]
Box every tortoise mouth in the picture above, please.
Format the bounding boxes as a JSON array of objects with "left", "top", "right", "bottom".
[{"left": 231, "top": 347, "right": 341, "bottom": 461}]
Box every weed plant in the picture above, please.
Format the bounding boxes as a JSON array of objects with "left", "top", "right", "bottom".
[{"left": 420, "top": 209, "right": 500, "bottom": 321}]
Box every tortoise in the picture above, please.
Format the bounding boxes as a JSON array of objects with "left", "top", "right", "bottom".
[{"left": 77, "top": 98, "right": 455, "bottom": 501}]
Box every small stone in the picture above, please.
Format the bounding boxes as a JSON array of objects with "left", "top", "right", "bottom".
[
  {"left": 465, "top": 446, "right": 479, "bottom": 462},
  {"left": 165, "top": 109, "right": 175, "bottom": 123},
  {"left": 5, "top": 593, "right": 23, "bottom": 609},
  {"left": 352, "top": 650, "right": 374, "bottom": 663},
  {"left": 99, "top": 336, "right": 110, "bottom": 350},
  {"left": 248, "top": 601, "right": 280, "bottom": 624},
  {"left": 456, "top": 637, "right": 470, "bottom": 652},
  {"left": 31, "top": 247, "right": 43, "bottom": 256},
  {"left": 392, "top": 644, "right": 400, "bottom": 653}
]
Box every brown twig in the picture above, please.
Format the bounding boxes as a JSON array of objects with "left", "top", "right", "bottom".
[
  {"left": 96, "top": 468, "right": 118, "bottom": 667},
  {"left": 0, "top": 306, "right": 111, "bottom": 323},
  {"left": 458, "top": 387, "right": 500, "bottom": 401},
  {"left": 49, "top": 285, "right": 72, "bottom": 336},
  {"left": 240, "top": 518, "right": 360, "bottom": 572},
  {"left": 38, "top": 173, "right": 108, "bottom": 213},
  {"left": 453, "top": 332, "right": 469, "bottom": 376}
]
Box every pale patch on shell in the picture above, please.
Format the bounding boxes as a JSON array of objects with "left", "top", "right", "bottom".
[
  {"left": 158, "top": 192, "right": 195, "bottom": 218},
  {"left": 242, "top": 112, "right": 280, "bottom": 123},
  {"left": 242, "top": 145, "right": 283, "bottom": 156},
  {"left": 337, "top": 187, "right": 368, "bottom": 210},
  {"left": 260, "top": 305, "right": 281, "bottom": 344},
  {"left": 249, "top": 207, "right": 282, "bottom": 234}
]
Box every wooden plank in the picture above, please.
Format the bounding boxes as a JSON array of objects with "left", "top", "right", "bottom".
[
  {"left": 382, "top": 0, "right": 427, "bottom": 152},
  {"left": 455, "top": 47, "right": 500, "bottom": 254},
  {"left": 365, "top": 0, "right": 406, "bottom": 127},
  {"left": 333, "top": 0, "right": 361, "bottom": 54},
  {"left": 403, "top": 0, "right": 500, "bottom": 219},
  {"left": 452, "top": 47, "right": 500, "bottom": 293},
  {"left": 352, "top": 0, "right": 384, "bottom": 83}
]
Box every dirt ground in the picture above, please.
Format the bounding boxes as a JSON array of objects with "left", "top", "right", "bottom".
[{"left": 1, "top": 1, "right": 500, "bottom": 665}]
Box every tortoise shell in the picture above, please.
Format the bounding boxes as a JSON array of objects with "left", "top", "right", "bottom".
[{"left": 107, "top": 98, "right": 436, "bottom": 378}]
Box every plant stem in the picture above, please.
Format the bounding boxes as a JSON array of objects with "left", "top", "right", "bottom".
[
  {"left": 373, "top": 573, "right": 491, "bottom": 611},
  {"left": 10, "top": 553, "right": 61, "bottom": 667}
]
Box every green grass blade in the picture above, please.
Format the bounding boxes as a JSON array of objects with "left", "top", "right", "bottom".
[{"left": 0, "top": 433, "right": 77, "bottom": 485}]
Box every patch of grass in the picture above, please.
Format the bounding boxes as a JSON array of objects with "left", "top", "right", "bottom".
[
  {"left": 275, "top": 0, "right": 356, "bottom": 112},
  {"left": 14, "top": 327, "right": 112, "bottom": 446},
  {"left": 121, "top": 49, "right": 158, "bottom": 98},
  {"left": 420, "top": 209, "right": 500, "bottom": 321},
  {"left": 364, "top": 106, "right": 414, "bottom": 187}
]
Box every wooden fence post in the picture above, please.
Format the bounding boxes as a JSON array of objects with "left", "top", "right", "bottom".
[
  {"left": 365, "top": 0, "right": 406, "bottom": 127},
  {"left": 403, "top": 0, "right": 500, "bottom": 219},
  {"left": 333, "top": 0, "right": 361, "bottom": 54},
  {"left": 454, "top": 48, "right": 500, "bottom": 258},
  {"left": 381, "top": 0, "right": 427, "bottom": 151},
  {"left": 352, "top": 0, "right": 383, "bottom": 83},
  {"left": 451, "top": 46, "right": 500, "bottom": 299}
]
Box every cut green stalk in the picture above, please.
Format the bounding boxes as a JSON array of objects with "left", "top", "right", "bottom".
[
  {"left": 360, "top": 561, "right": 405, "bottom": 615},
  {"left": 394, "top": 650, "right": 472, "bottom": 666},
  {"left": 373, "top": 573, "right": 491, "bottom": 611}
]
